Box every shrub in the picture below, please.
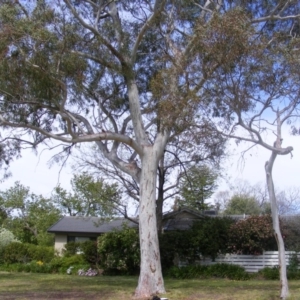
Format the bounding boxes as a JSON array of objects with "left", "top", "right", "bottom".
[
  {"left": 288, "top": 252, "right": 299, "bottom": 272},
  {"left": 63, "top": 241, "right": 82, "bottom": 256},
  {"left": 258, "top": 266, "right": 279, "bottom": 280},
  {"left": 2, "top": 242, "right": 55, "bottom": 264},
  {"left": 165, "top": 263, "right": 250, "bottom": 280},
  {"left": 159, "top": 230, "right": 197, "bottom": 271},
  {"left": 228, "top": 215, "right": 277, "bottom": 254},
  {"left": 159, "top": 217, "right": 234, "bottom": 271},
  {"left": 0, "top": 228, "right": 19, "bottom": 263},
  {"left": 191, "top": 217, "right": 235, "bottom": 260},
  {"left": 98, "top": 225, "right": 140, "bottom": 275},
  {"left": 0, "top": 228, "right": 19, "bottom": 250},
  {"left": 27, "top": 244, "right": 55, "bottom": 263},
  {"left": 80, "top": 240, "right": 100, "bottom": 266},
  {"left": 3, "top": 242, "right": 31, "bottom": 263}
]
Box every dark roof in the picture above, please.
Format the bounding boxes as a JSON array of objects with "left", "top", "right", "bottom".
[
  {"left": 163, "top": 207, "right": 207, "bottom": 219},
  {"left": 48, "top": 208, "right": 233, "bottom": 235},
  {"left": 48, "top": 216, "right": 138, "bottom": 234},
  {"left": 163, "top": 218, "right": 194, "bottom": 231}
]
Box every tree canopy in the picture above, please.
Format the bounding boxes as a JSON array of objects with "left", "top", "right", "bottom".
[
  {"left": 0, "top": 1, "right": 300, "bottom": 298},
  {"left": 177, "top": 164, "right": 218, "bottom": 210},
  {"left": 53, "top": 172, "right": 121, "bottom": 217},
  {"left": 0, "top": 182, "right": 61, "bottom": 245}
]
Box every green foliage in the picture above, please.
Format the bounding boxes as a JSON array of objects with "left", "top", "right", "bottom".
[
  {"left": 228, "top": 215, "right": 277, "bottom": 254},
  {"left": 224, "top": 194, "right": 262, "bottom": 215},
  {"left": 165, "top": 263, "right": 250, "bottom": 280},
  {"left": 0, "top": 227, "right": 19, "bottom": 263},
  {"left": 63, "top": 241, "right": 81, "bottom": 257},
  {"left": 63, "top": 240, "right": 100, "bottom": 266},
  {"left": 160, "top": 217, "right": 234, "bottom": 270},
  {"left": 98, "top": 225, "right": 140, "bottom": 275},
  {"left": 159, "top": 230, "right": 197, "bottom": 270},
  {"left": 258, "top": 267, "right": 280, "bottom": 280},
  {"left": 281, "top": 216, "right": 300, "bottom": 251},
  {"left": 192, "top": 217, "right": 235, "bottom": 260},
  {"left": 0, "top": 227, "right": 19, "bottom": 250},
  {"left": 3, "top": 242, "right": 31, "bottom": 264},
  {"left": 49, "top": 255, "right": 88, "bottom": 274},
  {"left": 26, "top": 244, "right": 55, "bottom": 263},
  {"left": 0, "top": 261, "right": 53, "bottom": 274},
  {"left": 2, "top": 242, "right": 54, "bottom": 264},
  {"left": 53, "top": 173, "right": 120, "bottom": 218},
  {"left": 80, "top": 240, "right": 100, "bottom": 266},
  {"left": 1, "top": 182, "right": 61, "bottom": 246},
  {"left": 178, "top": 165, "right": 218, "bottom": 210},
  {"left": 288, "top": 252, "right": 300, "bottom": 273},
  {"left": 0, "top": 255, "right": 89, "bottom": 275}
]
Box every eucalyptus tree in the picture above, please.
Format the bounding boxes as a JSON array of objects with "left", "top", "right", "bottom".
[
  {"left": 212, "top": 10, "right": 300, "bottom": 300},
  {"left": 75, "top": 131, "right": 224, "bottom": 233},
  {"left": 0, "top": 1, "right": 299, "bottom": 298}
]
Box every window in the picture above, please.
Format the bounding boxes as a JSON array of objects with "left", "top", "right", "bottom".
[{"left": 67, "top": 236, "right": 97, "bottom": 243}]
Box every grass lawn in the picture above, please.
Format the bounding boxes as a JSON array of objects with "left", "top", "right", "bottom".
[{"left": 1, "top": 272, "right": 300, "bottom": 299}]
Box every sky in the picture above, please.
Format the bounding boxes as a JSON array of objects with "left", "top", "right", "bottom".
[{"left": 1, "top": 126, "right": 299, "bottom": 210}]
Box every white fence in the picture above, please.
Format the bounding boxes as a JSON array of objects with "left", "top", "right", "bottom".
[
  {"left": 181, "top": 251, "right": 300, "bottom": 273},
  {"left": 202, "top": 251, "right": 300, "bottom": 273}
]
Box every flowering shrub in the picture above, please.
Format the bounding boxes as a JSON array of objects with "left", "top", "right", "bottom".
[
  {"left": 228, "top": 215, "right": 277, "bottom": 254},
  {"left": 78, "top": 268, "right": 98, "bottom": 276}
]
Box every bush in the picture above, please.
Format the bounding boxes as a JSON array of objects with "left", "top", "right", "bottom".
[
  {"left": 165, "top": 263, "right": 250, "bottom": 280},
  {"left": 80, "top": 240, "right": 101, "bottom": 266},
  {"left": 0, "top": 228, "right": 19, "bottom": 263},
  {"left": 27, "top": 244, "right": 55, "bottom": 263},
  {"left": 159, "top": 230, "right": 196, "bottom": 271},
  {"left": 192, "top": 217, "right": 235, "bottom": 260},
  {"left": 159, "top": 217, "right": 234, "bottom": 271},
  {"left": 63, "top": 241, "right": 81, "bottom": 256},
  {"left": 258, "top": 266, "right": 280, "bottom": 280},
  {"left": 228, "top": 215, "right": 277, "bottom": 254},
  {"left": 50, "top": 254, "right": 87, "bottom": 273},
  {"left": 3, "top": 242, "right": 31, "bottom": 263},
  {"left": 98, "top": 225, "right": 140, "bottom": 275},
  {"left": 0, "top": 228, "right": 19, "bottom": 250},
  {"left": 2, "top": 242, "right": 55, "bottom": 264}
]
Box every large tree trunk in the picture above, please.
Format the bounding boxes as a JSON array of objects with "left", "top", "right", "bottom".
[
  {"left": 134, "top": 147, "right": 165, "bottom": 299},
  {"left": 156, "top": 157, "right": 165, "bottom": 234},
  {"left": 265, "top": 152, "right": 289, "bottom": 299}
]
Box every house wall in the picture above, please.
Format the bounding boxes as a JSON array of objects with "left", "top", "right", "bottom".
[{"left": 54, "top": 234, "right": 68, "bottom": 255}]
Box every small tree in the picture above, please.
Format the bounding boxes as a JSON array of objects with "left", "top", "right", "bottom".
[
  {"left": 224, "top": 195, "right": 261, "bottom": 215},
  {"left": 1, "top": 182, "right": 61, "bottom": 245},
  {"left": 53, "top": 173, "right": 121, "bottom": 218},
  {"left": 178, "top": 165, "right": 218, "bottom": 210}
]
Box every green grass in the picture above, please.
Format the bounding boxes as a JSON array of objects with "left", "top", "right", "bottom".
[{"left": 1, "top": 272, "right": 300, "bottom": 299}]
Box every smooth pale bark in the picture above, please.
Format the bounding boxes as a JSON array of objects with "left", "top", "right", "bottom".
[
  {"left": 265, "top": 151, "right": 289, "bottom": 300},
  {"left": 134, "top": 147, "right": 165, "bottom": 298}
]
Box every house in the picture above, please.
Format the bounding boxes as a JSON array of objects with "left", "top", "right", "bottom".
[
  {"left": 48, "top": 207, "right": 216, "bottom": 253},
  {"left": 47, "top": 216, "right": 138, "bottom": 253},
  {"left": 162, "top": 207, "right": 210, "bottom": 231}
]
